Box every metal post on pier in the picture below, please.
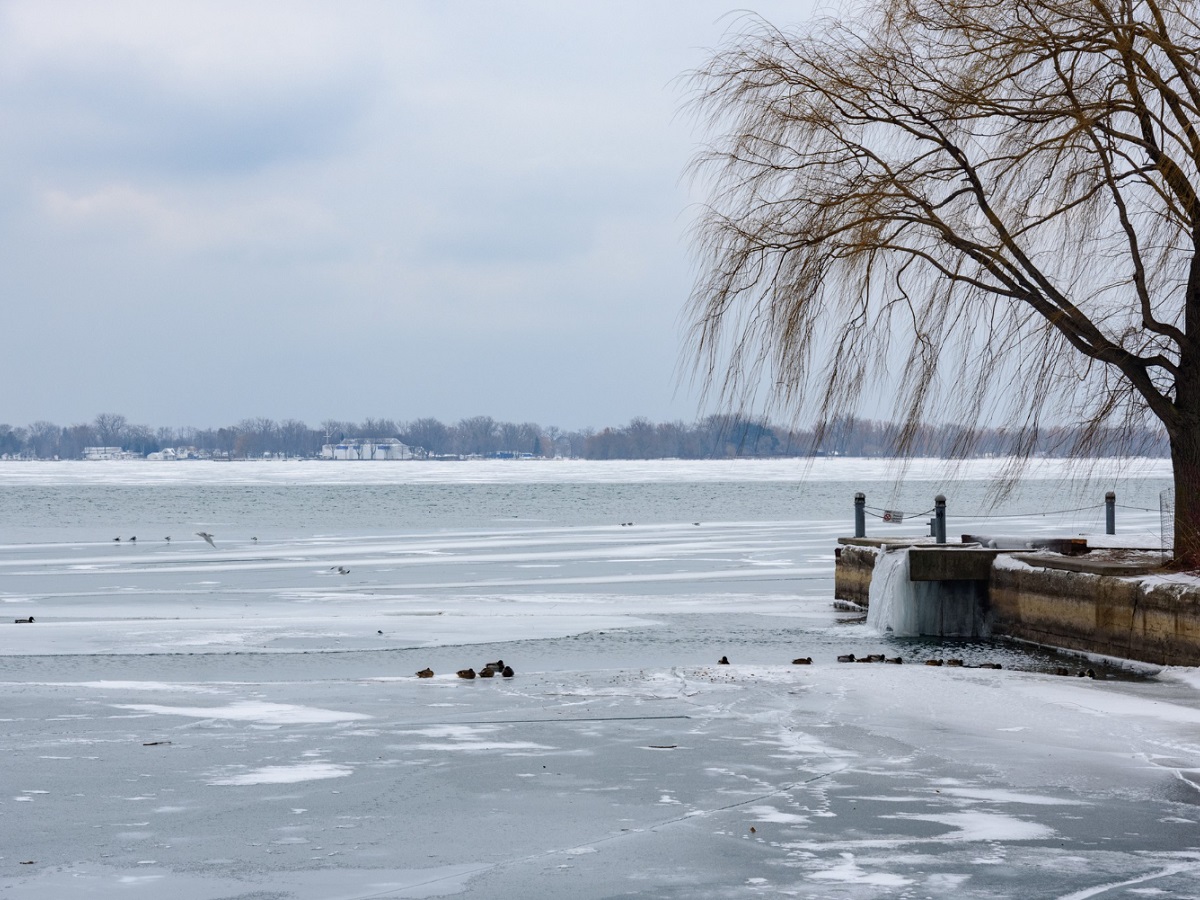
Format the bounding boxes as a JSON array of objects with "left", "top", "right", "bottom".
[
  {"left": 1106, "top": 491, "right": 1116, "bottom": 535},
  {"left": 854, "top": 492, "right": 866, "bottom": 538},
  {"left": 934, "top": 494, "right": 947, "bottom": 544}
]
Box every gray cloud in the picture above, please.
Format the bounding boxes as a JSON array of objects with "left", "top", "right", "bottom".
[{"left": 0, "top": 0, "right": 817, "bottom": 430}]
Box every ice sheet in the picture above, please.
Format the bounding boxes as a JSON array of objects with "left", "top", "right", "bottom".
[
  {"left": 2, "top": 474, "right": 1198, "bottom": 899},
  {"left": 0, "top": 456, "right": 1172, "bottom": 487}
]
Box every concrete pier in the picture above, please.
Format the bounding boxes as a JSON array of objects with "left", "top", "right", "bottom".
[{"left": 835, "top": 537, "right": 1200, "bottom": 666}]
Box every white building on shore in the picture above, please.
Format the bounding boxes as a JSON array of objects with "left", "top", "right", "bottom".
[
  {"left": 320, "top": 438, "right": 413, "bottom": 460},
  {"left": 82, "top": 446, "right": 139, "bottom": 460}
]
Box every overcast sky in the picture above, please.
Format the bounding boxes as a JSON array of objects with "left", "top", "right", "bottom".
[{"left": 0, "top": 1, "right": 824, "bottom": 431}]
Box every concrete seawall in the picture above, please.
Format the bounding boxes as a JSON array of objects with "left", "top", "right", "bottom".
[
  {"left": 834, "top": 539, "right": 1200, "bottom": 666},
  {"left": 833, "top": 542, "right": 877, "bottom": 607},
  {"left": 991, "top": 559, "right": 1200, "bottom": 666}
]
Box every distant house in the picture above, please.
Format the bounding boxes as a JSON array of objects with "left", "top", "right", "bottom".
[
  {"left": 320, "top": 438, "right": 413, "bottom": 460},
  {"left": 83, "top": 446, "right": 137, "bottom": 461}
]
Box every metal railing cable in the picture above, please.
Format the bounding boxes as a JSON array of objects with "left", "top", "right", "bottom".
[{"left": 864, "top": 503, "right": 1104, "bottom": 520}]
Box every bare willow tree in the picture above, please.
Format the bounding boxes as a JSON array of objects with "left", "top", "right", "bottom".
[{"left": 688, "top": 0, "right": 1200, "bottom": 564}]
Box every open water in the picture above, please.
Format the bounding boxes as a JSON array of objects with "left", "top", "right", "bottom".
[{"left": 0, "top": 457, "right": 1173, "bottom": 540}]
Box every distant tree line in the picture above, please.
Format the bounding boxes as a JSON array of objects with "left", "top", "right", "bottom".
[{"left": 0, "top": 412, "right": 1170, "bottom": 460}]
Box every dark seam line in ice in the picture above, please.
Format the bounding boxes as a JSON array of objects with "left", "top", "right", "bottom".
[
  {"left": 419, "top": 714, "right": 693, "bottom": 725},
  {"left": 668, "top": 766, "right": 845, "bottom": 819},
  {"left": 341, "top": 766, "right": 849, "bottom": 899},
  {"left": 344, "top": 863, "right": 496, "bottom": 900}
]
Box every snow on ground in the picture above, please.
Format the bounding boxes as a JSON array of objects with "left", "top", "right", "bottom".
[{"left": 2, "top": 503, "right": 1199, "bottom": 898}]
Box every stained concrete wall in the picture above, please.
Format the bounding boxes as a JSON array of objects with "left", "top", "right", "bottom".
[
  {"left": 990, "top": 563, "right": 1200, "bottom": 667},
  {"left": 909, "top": 547, "right": 1001, "bottom": 581},
  {"left": 832, "top": 540, "right": 1200, "bottom": 666},
  {"left": 834, "top": 543, "right": 877, "bottom": 607}
]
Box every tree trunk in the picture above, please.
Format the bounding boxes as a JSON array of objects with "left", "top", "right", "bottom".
[{"left": 1170, "top": 422, "right": 1200, "bottom": 569}]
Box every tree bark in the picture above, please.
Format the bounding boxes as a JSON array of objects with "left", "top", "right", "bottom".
[{"left": 1170, "top": 418, "right": 1200, "bottom": 568}]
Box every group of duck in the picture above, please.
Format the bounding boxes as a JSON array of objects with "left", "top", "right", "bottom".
[
  {"left": 416, "top": 659, "right": 514, "bottom": 680},
  {"left": 1055, "top": 666, "right": 1097, "bottom": 678},
  {"left": 837, "top": 653, "right": 1003, "bottom": 668},
  {"left": 714, "top": 653, "right": 1002, "bottom": 669}
]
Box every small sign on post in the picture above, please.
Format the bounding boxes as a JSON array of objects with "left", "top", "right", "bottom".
[{"left": 882, "top": 509, "right": 904, "bottom": 523}]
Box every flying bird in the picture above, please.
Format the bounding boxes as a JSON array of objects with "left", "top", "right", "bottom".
[{"left": 196, "top": 532, "right": 216, "bottom": 548}]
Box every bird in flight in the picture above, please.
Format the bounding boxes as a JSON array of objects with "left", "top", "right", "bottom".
[{"left": 196, "top": 532, "right": 217, "bottom": 548}]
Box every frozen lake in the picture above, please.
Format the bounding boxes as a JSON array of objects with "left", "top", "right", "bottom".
[{"left": 2, "top": 459, "right": 1198, "bottom": 898}]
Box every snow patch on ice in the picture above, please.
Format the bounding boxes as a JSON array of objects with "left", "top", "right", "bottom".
[
  {"left": 208, "top": 763, "right": 352, "bottom": 786},
  {"left": 398, "top": 724, "right": 493, "bottom": 740},
  {"left": 411, "top": 741, "right": 553, "bottom": 752},
  {"left": 747, "top": 805, "right": 809, "bottom": 824},
  {"left": 114, "top": 701, "right": 370, "bottom": 724},
  {"left": 809, "top": 853, "right": 913, "bottom": 886},
  {"left": 938, "top": 788, "right": 1082, "bottom": 806},
  {"left": 925, "top": 873, "right": 972, "bottom": 889},
  {"left": 890, "top": 811, "right": 1055, "bottom": 842},
  {"left": 397, "top": 723, "right": 554, "bottom": 752}
]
